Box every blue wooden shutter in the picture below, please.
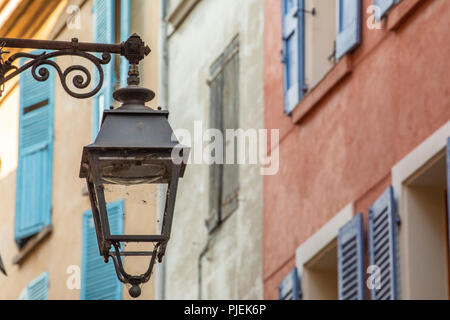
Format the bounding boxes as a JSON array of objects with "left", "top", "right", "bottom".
[
  {"left": 15, "top": 52, "right": 54, "bottom": 241},
  {"left": 368, "top": 186, "right": 398, "bottom": 300},
  {"left": 278, "top": 267, "right": 302, "bottom": 300},
  {"left": 19, "top": 271, "right": 49, "bottom": 300},
  {"left": 281, "top": 0, "right": 305, "bottom": 115},
  {"left": 81, "top": 199, "right": 124, "bottom": 300},
  {"left": 336, "top": 0, "right": 362, "bottom": 60},
  {"left": 338, "top": 213, "right": 365, "bottom": 300},
  {"left": 92, "top": 0, "right": 115, "bottom": 139},
  {"left": 27, "top": 271, "right": 49, "bottom": 300},
  {"left": 374, "top": 0, "right": 398, "bottom": 20},
  {"left": 120, "top": 0, "right": 130, "bottom": 88}
]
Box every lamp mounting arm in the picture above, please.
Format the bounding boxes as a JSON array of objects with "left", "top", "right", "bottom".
[{"left": 0, "top": 33, "right": 150, "bottom": 98}]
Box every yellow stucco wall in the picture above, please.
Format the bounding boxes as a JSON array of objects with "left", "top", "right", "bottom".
[{"left": 0, "top": 0, "right": 160, "bottom": 300}]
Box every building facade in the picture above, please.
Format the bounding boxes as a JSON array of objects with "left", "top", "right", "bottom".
[
  {"left": 159, "top": 0, "right": 264, "bottom": 299},
  {"left": 0, "top": 0, "right": 161, "bottom": 299},
  {"left": 265, "top": 0, "right": 450, "bottom": 299}
]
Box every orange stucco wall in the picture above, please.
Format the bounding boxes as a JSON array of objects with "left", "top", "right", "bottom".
[{"left": 263, "top": 0, "right": 450, "bottom": 299}]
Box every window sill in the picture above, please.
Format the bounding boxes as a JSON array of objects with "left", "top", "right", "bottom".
[
  {"left": 12, "top": 225, "right": 53, "bottom": 265},
  {"left": 388, "top": 0, "right": 427, "bottom": 31},
  {"left": 167, "top": 0, "right": 202, "bottom": 35},
  {"left": 291, "top": 55, "right": 353, "bottom": 124}
]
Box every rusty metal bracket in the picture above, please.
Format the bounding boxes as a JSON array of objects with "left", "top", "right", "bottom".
[{"left": 0, "top": 33, "right": 150, "bottom": 98}]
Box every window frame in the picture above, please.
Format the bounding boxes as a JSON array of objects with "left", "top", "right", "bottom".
[{"left": 392, "top": 120, "right": 450, "bottom": 299}]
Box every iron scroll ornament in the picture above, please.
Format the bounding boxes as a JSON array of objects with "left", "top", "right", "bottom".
[
  {"left": 0, "top": 34, "right": 151, "bottom": 98},
  {"left": 0, "top": 49, "right": 111, "bottom": 99}
]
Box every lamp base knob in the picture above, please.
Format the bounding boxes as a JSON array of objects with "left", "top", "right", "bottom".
[{"left": 129, "top": 284, "right": 142, "bottom": 298}]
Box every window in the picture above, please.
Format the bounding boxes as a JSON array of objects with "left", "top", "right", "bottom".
[
  {"left": 304, "top": 0, "right": 337, "bottom": 89},
  {"left": 392, "top": 123, "right": 450, "bottom": 300},
  {"left": 296, "top": 204, "right": 360, "bottom": 300},
  {"left": 18, "top": 271, "right": 49, "bottom": 300},
  {"left": 207, "top": 36, "right": 240, "bottom": 233},
  {"left": 281, "top": 0, "right": 361, "bottom": 114},
  {"left": 303, "top": 240, "right": 339, "bottom": 299},
  {"left": 92, "top": 0, "right": 130, "bottom": 139},
  {"left": 15, "top": 51, "right": 54, "bottom": 246},
  {"left": 81, "top": 200, "right": 124, "bottom": 300},
  {"left": 400, "top": 149, "right": 449, "bottom": 299},
  {"left": 302, "top": 212, "right": 365, "bottom": 300}
]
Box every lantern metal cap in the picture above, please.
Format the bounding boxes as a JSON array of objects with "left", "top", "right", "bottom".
[{"left": 79, "top": 85, "right": 189, "bottom": 179}]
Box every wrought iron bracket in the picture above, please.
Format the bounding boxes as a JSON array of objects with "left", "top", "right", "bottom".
[
  {"left": 108, "top": 241, "right": 161, "bottom": 298},
  {"left": 0, "top": 33, "right": 150, "bottom": 98}
]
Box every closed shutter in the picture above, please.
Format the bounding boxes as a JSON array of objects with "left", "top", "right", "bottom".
[
  {"left": 338, "top": 213, "right": 365, "bottom": 300},
  {"left": 81, "top": 199, "right": 124, "bottom": 300},
  {"left": 374, "top": 0, "right": 398, "bottom": 20},
  {"left": 368, "top": 186, "right": 399, "bottom": 300},
  {"left": 92, "top": 0, "right": 115, "bottom": 139},
  {"left": 221, "top": 43, "right": 239, "bottom": 221},
  {"left": 120, "top": 0, "right": 130, "bottom": 88},
  {"left": 19, "top": 271, "right": 49, "bottom": 300},
  {"left": 336, "top": 0, "right": 362, "bottom": 60},
  {"left": 207, "top": 38, "right": 240, "bottom": 232},
  {"left": 207, "top": 65, "right": 223, "bottom": 232},
  {"left": 281, "top": 0, "right": 305, "bottom": 114},
  {"left": 279, "top": 267, "right": 301, "bottom": 300},
  {"left": 15, "top": 52, "right": 54, "bottom": 242}
]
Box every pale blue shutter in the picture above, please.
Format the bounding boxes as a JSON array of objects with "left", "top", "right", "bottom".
[
  {"left": 20, "top": 271, "right": 49, "bottom": 300},
  {"left": 374, "top": 0, "right": 398, "bottom": 20},
  {"left": 120, "top": 0, "right": 130, "bottom": 88},
  {"left": 338, "top": 213, "right": 365, "bottom": 300},
  {"left": 278, "top": 267, "right": 301, "bottom": 300},
  {"left": 281, "top": 0, "right": 305, "bottom": 115},
  {"left": 28, "top": 271, "right": 49, "bottom": 300},
  {"left": 368, "top": 186, "right": 398, "bottom": 300},
  {"left": 81, "top": 199, "right": 124, "bottom": 300},
  {"left": 92, "top": 0, "right": 115, "bottom": 139},
  {"left": 336, "top": 0, "right": 362, "bottom": 59},
  {"left": 15, "top": 52, "right": 54, "bottom": 242}
]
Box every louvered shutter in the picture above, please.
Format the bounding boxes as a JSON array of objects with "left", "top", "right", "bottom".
[
  {"left": 92, "top": 0, "right": 115, "bottom": 139},
  {"left": 279, "top": 267, "right": 301, "bottom": 300},
  {"left": 336, "top": 0, "right": 362, "bottom": 59},
  {"left": 368, "top": 186, "right": 398, "bottom": 300},
  {"left": 81, "top": 200, "right": 124, "bottom": 300},
  {"left": 281, "top": 0, "right": 305, "bottom": 114},
  {"left": 15, "top": 52, "right": 54, "bottom": 241},
  {"left": 374, "top": 0, "right": 398, "bottom": 20},
  {"left": 19, "top": 271, "right": 49, "bottom": 300},
  {"left": 207, "top": 65, "right": 223, "bottom": 233},
  {"left": 338, "top": 213, "right": 365, "bottom": 300},
  {"left": 221, "top": 42, "right": 239, "bottom": 221},
  {"left": 120, "top": 0, "right": 130, "bottom": 88},
  {"left": 27, "top": 271, "right": 49, "bottom": 300}
]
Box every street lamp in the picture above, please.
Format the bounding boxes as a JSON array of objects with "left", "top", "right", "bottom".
[{"left": 0, "top": 34, "right": 188, "bottom": 297}]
